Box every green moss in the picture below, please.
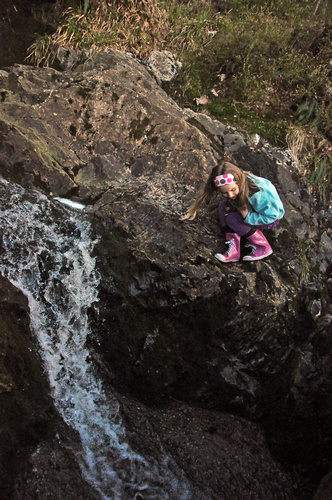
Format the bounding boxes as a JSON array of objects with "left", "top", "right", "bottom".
[
  {"left": 0, "top": 113, "right": 73, "bottom": 189},
  {"left": 297, "top": 239, "right": 313, "bottom": 280},
  {"left": 204, "top": 99, "right": 289, "bottom": 147},
  {"left": 27, "top": 132, "right": 66, "bottom": 173}
]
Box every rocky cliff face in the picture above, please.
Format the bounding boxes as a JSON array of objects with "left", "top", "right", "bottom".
[
  {"left": 0, "top": 275, "right": 53, "bottom": 497},
  {"left": 0, "top": 48, "right": 331, "bottom": 498}
]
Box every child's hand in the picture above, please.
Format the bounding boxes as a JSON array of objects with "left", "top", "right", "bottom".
[{"left": 237, "top": 205, "right": 249, "bottom": 218}]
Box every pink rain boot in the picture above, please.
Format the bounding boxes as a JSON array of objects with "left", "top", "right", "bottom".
[
  {"left": 215, "top": 233, "right": 241, "bottom": 263},
  {"left": 242, "top": 230, "right": 273, "bottom": 261}
]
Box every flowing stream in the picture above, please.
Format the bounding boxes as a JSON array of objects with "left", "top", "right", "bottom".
[{"left": 0, "top": 178, "right": 191, "bottom": 499}]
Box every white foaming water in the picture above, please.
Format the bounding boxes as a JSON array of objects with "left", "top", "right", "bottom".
[
  {"left": 0, "top": 179, "right": 191, "bottom": 500},
  {"left": 54, "top": 196, "right": 86, "bottom": 210}
]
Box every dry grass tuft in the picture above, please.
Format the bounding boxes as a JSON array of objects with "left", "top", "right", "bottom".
[
  {"left": 26, "top": 0, "right": 218, "bottom": 66},
  {"left": 286, "top": 127, "right": 308, "bottom": 171},
  {"left": 26, "top": 0, "right": 172, "bottom": 66},
  {"left": 287, "top": 127, "right": 332, "bottom": 204},
  {"left": 25, "top": 0, "right": 332, "bottom": 206}
]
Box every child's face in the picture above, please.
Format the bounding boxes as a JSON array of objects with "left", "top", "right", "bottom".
[{"left": 219, "top": 182, "right": 239, "bottom": 200}]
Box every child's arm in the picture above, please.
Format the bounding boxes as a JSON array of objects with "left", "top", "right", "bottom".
[
  {"left": 244, "top": 184, "right": 285, "bottom": 225},
  {"left": 237, "top": 205, "right": 249, "bottom": 218}
]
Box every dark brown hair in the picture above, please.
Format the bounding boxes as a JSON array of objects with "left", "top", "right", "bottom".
[{"left": 183, "top": 161, "right": 259, "bottom": 220}]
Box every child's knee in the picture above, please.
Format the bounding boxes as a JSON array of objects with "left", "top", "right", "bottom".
[{"left": 226, "top": 212, "right": 242, "bottom": 227}]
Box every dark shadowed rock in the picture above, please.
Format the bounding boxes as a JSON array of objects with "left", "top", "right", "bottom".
[
  {"left": 119, "top": 396, "right": 305, "bottom": 499},
  {"left": 313, "top": 468, "right": 332, "bottom": 500},
  {"left": 0, "top": 276, "right": 98, "bottom": 499},
  {"left": 0, "top": 275, "right": 52, "bottom": 497}
]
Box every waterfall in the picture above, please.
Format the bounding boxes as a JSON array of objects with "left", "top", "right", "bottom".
[{"left": 0, "top": 178, "right": 191, "bottom": 499}]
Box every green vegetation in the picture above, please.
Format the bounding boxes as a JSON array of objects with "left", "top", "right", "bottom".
[
  {"left": 297, "top": 239, "right": 311, "bottom": 281},
  {"left": 26, "top": 0, "right": 332, "bottom": 205}
]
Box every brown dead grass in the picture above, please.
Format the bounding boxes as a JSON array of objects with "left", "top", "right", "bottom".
[{"left": 27, "top": 0, "right": 172, "bottom": 66}]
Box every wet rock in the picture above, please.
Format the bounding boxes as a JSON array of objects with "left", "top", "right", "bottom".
[
  {"left": 0, "top": 275, "right": 53, "bottom": 497},
  {"left": 0, "top": 275, "right": 104, "bottom": 499},
  {"left": 13, "top": 433, "right": 100, "bottom": 500}
]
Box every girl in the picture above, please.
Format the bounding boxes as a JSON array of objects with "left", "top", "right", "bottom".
[{"left": 183, "top": 161, "right": 284, "bottom": 262}]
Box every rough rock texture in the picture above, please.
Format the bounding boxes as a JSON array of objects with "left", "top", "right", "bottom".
[
  {"left": 13, "top": 434, "right": 100, "bottom": 500},
  {"left": 0, "top": 48, "right": 331, "bottom": 498},
  {"left": 146, "top": 50, "right": 182, "bottom": 83},
  {"left": 145, "top": 400, "right": 301, "bottom": 499},
  {"left": 0, "top": 275, "right": 53, "bottom": 497},
  {"left": 313, "top": 468, "right": 332, "bottom": 500},
  {"left": 0, "top": 275, "right": 97, "bottom": 499}
]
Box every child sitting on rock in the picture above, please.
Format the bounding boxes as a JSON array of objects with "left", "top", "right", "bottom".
[{"left": 183, "top": 161, "right": 285, "bottom": 262}]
